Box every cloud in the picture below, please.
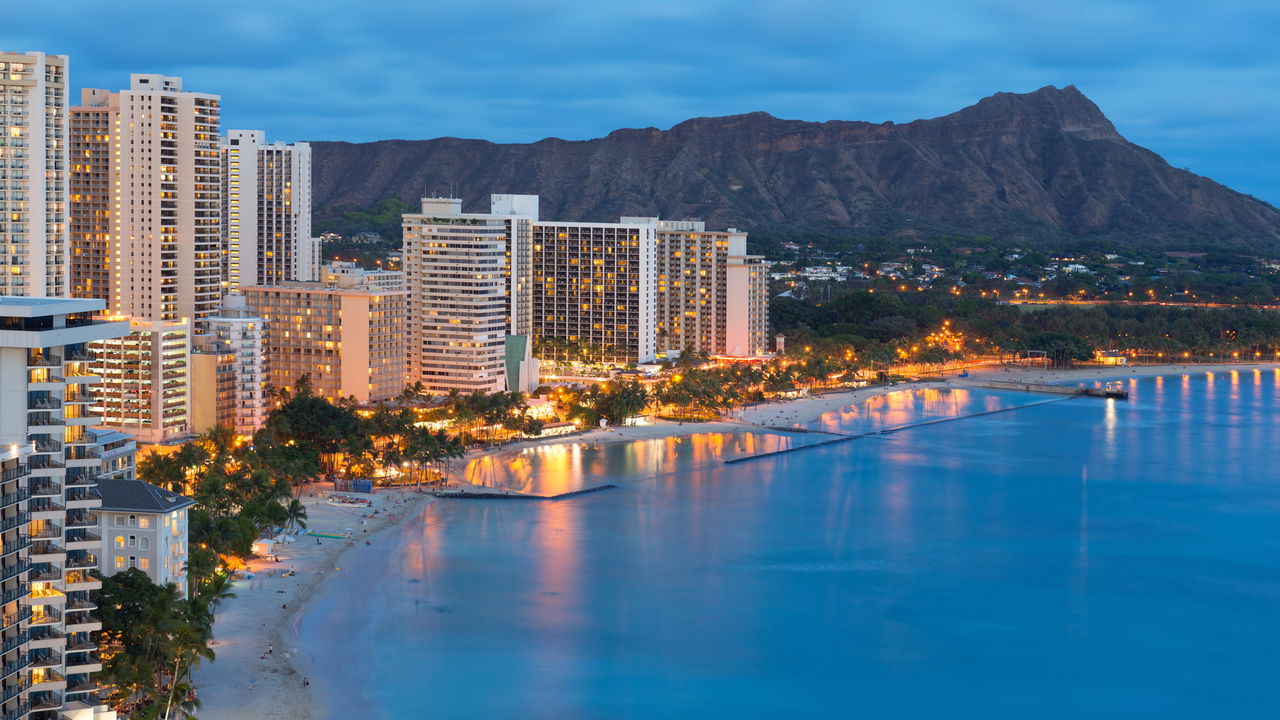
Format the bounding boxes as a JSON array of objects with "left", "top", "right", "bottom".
[{"left": 9, "top": 0, "right": 1280, "bottom": 203}]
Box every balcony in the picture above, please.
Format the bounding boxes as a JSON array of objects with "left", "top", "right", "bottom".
[
  {"left": 0, "top": 652, "right": 29, "bottom": 682},
  {"left": 25, "top": 397, "right": 59, "bottom": 410},
  {"left": 28, "top": 501, "right": 63, "bottom": 516},
  {"left": 0, "top": 513, "right": 28, "bottom": 534},
  {"left": 0, "top": 700, "right": 29, "bottom": 720},
  {"left": 27, "top": 481, "right": 59, "bottom": 498},
  {"left": 0, "top": 631, "right": 29, "bottom": 655},
  {"left": 27, "top": 651, "right": 60, "bottom": 668},
  {"left": 64, "top": 512, "right": 96, "bottom": 529},
  {"left": 27, "top": 541, "right": 61, "bottom": 559},
  {"left": 0, "top": 680, "right": 28, "bottom": 706},
  {"left": 26, "top": 355, "right": 61, "bottom": 368},
  {"left": 26, "top": 457, "right": 62, "bottom": 472},
  {"left": 0, "top": 536, "right": 29, "bottom": 558},
  {"left": 0, "top": 466, "right": 26, "bottom": 484},
  {"left": 0, "top": 490, "right": 27, "bottom": 511},
  {"left": 64, "top": 554, "right": 96, "bottom": 569},
  {"left": 0, "top": 585, "right": 28, "bottom": 607},
  {"left": 0, "top": 606, "right": 31, "bottom": 632},
  {"left": 28, "top": 609, "right": 61, "bottom": 626}
]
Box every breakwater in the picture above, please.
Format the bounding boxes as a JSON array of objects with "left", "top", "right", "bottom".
[{"left": 726, "top": 396, "right": 1075, "bottom": 465}]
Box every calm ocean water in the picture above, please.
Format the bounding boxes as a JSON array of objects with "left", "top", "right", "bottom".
[{"left": 299, "top": 371, "right": 1280, "bottom": 719}]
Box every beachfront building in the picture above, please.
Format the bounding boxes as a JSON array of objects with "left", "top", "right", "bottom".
[
  {"left": 220, "top": 130, "right": 315, "bottom": 290},
  {"left": 402, "top": 196, "right": 538, "bottom": 394},
  {"left": 241, "top": 281, "right": 406, "bottom": 404},
  {"left": 189, "top": 296, "right": 268, "bottom": 436},
  {"left": 0, "top": 296, "right": 132, "bottom": 720},
  {"left": 322, "top": 260, "right": 404, "bottom": 292},
  {"left": 0, "top": 51, "right": 69, "bottom": 298},
  {"left": 530, "top": 219, "right": 658, "bottom": 365},
  {"left": 94, "top": 478, "right": 193, "bottom": 591},
  {"left": 621, "top": 218, "right": 769, "bottom": 357}
]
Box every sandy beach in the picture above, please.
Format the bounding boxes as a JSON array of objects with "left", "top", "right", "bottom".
[
  {"left": 191, "top": 360, "right": 1279, "bottom": 718},
  {"left": 193, "top": 485, "right": 432, "bottom": 720}
]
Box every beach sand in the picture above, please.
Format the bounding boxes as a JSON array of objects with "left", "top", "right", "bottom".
[
  {"left": 193, "top": 485, "right": 431, "bottom": 720},
  {"left": 192, "top": 360, "right": 1279, "bottom": 717}
]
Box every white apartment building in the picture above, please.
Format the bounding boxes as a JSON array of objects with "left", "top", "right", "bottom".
[
  {"left": 0, "top": 296, "right": 131, "bottom": 720},
  {"left": 190, "top": 295, "right": 268, "bottom": 436},
  {"left": 322, "top": 261, "right": 404, "bottom": 292},
  {"left": 402, "top": 196, "right": 538, "bottom": 393},
  {"left": 95, "top": 479, "right": 192, "bottom": 592},
  {"left": 0, "top": 51, "right": 69, "bottom": 298},
  {"left": 220, "top": 130, "right": 314, "bottom": 289},
  {"left": 622, "top": 218, "right": 769, "bottom": 357},
  {"left": 89, "top": 319, "right": 191, "bottom": 444},
  {"left": 531, "top": 220, "right": 657, "bottom": 365}
]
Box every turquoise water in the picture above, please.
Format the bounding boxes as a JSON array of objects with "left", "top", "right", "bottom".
[{"left": 299, "top": 371, "right": 1280, "bottom": 718}]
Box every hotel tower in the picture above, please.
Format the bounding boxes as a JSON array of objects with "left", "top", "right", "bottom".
[
  {"left": 0, "top": 296, "right": 130, "bottom": 720},
  {"left": 0, "top": 52, "right": 69, "bottom": 298}
]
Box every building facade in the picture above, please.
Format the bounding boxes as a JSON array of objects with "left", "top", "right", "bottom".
[
  {"left": 530, "top": 220, "right": 657, "bottom": 365},
  {"left": 402, "top": 196, "right": 537, "bottom": 393},
  {"left": 190, "top": 296, "right": 268, "bottom": 436},
  {"left": 73, "top": 75, "right": 222, "bottom": 327},
  {"left": 0, "top": 296, "right": 131, "bottom": 720},
  {"left": 0, "top": 51, "right": 68, "bottom": 298},
  {"left": 321, "top": 261, "right": 404, "bottom": 292},
  {"left": 622, "top": 219, "right": 769, "bottom": 357},
  {"left": 89, "top": 319, "right": 191, "bottom": 444},
  {"left": 220, "top": 130, "right": 314, "bottom": 290},
  {"left": 95, "top": 479, "right": 192, "bottom": 592},
  {"left": 241, "top": 282, "right": 405, "bottom": 405}
]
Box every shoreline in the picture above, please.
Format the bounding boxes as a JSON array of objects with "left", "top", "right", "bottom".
[
  {"left": 193, "top": 485, "right": 433, "bottom": 720},
  {"left": 195, "top": 361, "right": 1277, "bottom": 717}
]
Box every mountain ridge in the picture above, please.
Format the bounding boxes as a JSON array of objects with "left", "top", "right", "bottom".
[{"left": 309, "top": 86, "right": 1280, "bottom": 252}]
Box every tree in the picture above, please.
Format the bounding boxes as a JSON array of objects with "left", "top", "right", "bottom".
[{"left": 1028, "top": 332, "right": 1095, "bottom": 368}]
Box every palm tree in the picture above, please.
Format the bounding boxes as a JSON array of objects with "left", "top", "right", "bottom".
[{"left": 283, "top": 497, "right": 308, "bottom": 531}]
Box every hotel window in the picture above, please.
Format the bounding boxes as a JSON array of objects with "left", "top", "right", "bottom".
[
  {"left": 128, "top": 556, "right": 137, "bottom": 569},
  {"left": 115, "top": 536, "right": 125, "bottom": 548},
  {"left": 115, "top": 556, "right": 125, "bottom": 570},
  {"left": 140, "top": 557, "right": 150, "bottom": 571}
]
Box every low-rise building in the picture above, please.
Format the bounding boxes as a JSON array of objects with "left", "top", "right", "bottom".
[
  {"left": 241, "top": 282, "right": 406, "bottom": 404},
  {"left": 95, "top": 478, "right": 194, "bottom": 591}
]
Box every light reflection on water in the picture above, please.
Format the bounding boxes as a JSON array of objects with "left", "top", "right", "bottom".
[{"left": 301, "top": 371, "right": 1280, "bottom": 720}]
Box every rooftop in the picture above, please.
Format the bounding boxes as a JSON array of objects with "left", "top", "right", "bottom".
[
  {"left": 96, "top": 478, "right": 195, "bottom": 514},
  {"left": 0, "top": 296, "right": 106, "bottom": 318}
]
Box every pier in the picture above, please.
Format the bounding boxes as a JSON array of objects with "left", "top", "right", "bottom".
[
  {"left": 725, "top": 396, "right": 1075, "bottom": 465},
  {"left": 956, "top": 379, "right": 1129, "bottom": 399},
  {"left": 432, "top": 483, "right": 618, "bottom": 500}
]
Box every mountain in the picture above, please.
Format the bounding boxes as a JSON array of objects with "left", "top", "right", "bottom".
[{"left": 308, "top": 86, "right": 1280, "bottom": 252}]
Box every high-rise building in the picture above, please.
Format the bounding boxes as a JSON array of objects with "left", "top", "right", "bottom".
[
  {"left": 0, "top": 51, "right": 69, "bottom": 298},
  {"left": 241, "top": 282, "right": 405, "bottom": 405},
  {"left": 530, "top": 220, "right": 658, "bottom": 365},
  {"left": 622, "top": 218, "right": 769, "bottom": 357},
  {"left": 71, "top": 75, "right": 220, "bottom": 445},
  {"left": 402, "top": 196, "right": 537, "bottom": 393},
  {"left": 0, "top": 295, "right": 132, "bottom": 720},
  {"left": 73, "top": 75, "right": 221, "bottom": 326},
  {"left": 190, "top": 295, "right": 268, "bottom": 436},
  {"left": 219, "top": 130, "right": 314, "bottom": 290}
]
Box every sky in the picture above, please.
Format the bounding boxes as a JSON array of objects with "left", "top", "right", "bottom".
[{"left": 8, "top": 0, "right": 1280, "bottom": 204}]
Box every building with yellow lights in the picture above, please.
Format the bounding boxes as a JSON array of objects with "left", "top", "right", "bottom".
[
  {"left": 0, "top": 296, "right": 132, "bottom": 720},
  {"left": 622, "top": 218, "right": 768, "bottom": 357},
  {"left": 402, "top": 196, "right": 539, "bottom": 394},
  {"left": 220, "top": 130, "right": 316, "bottom": 289},
  {"left": 531, "top": 220, "right": 658, "bottom": 364},
  {"left": 241, "top": 282, "right": 405, "bottom": 405},
  {"left": 0, "top": 51, "right": 69, "bottom": 298}
]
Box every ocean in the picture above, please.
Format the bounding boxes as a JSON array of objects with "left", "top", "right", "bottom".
[{"left": 299, "top": 371, "right": 1280, "bottom": 718}]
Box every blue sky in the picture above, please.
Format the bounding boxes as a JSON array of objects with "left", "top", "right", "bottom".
[{"left": 9, "top": 0, "right": 1280, "bottom": 204}]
